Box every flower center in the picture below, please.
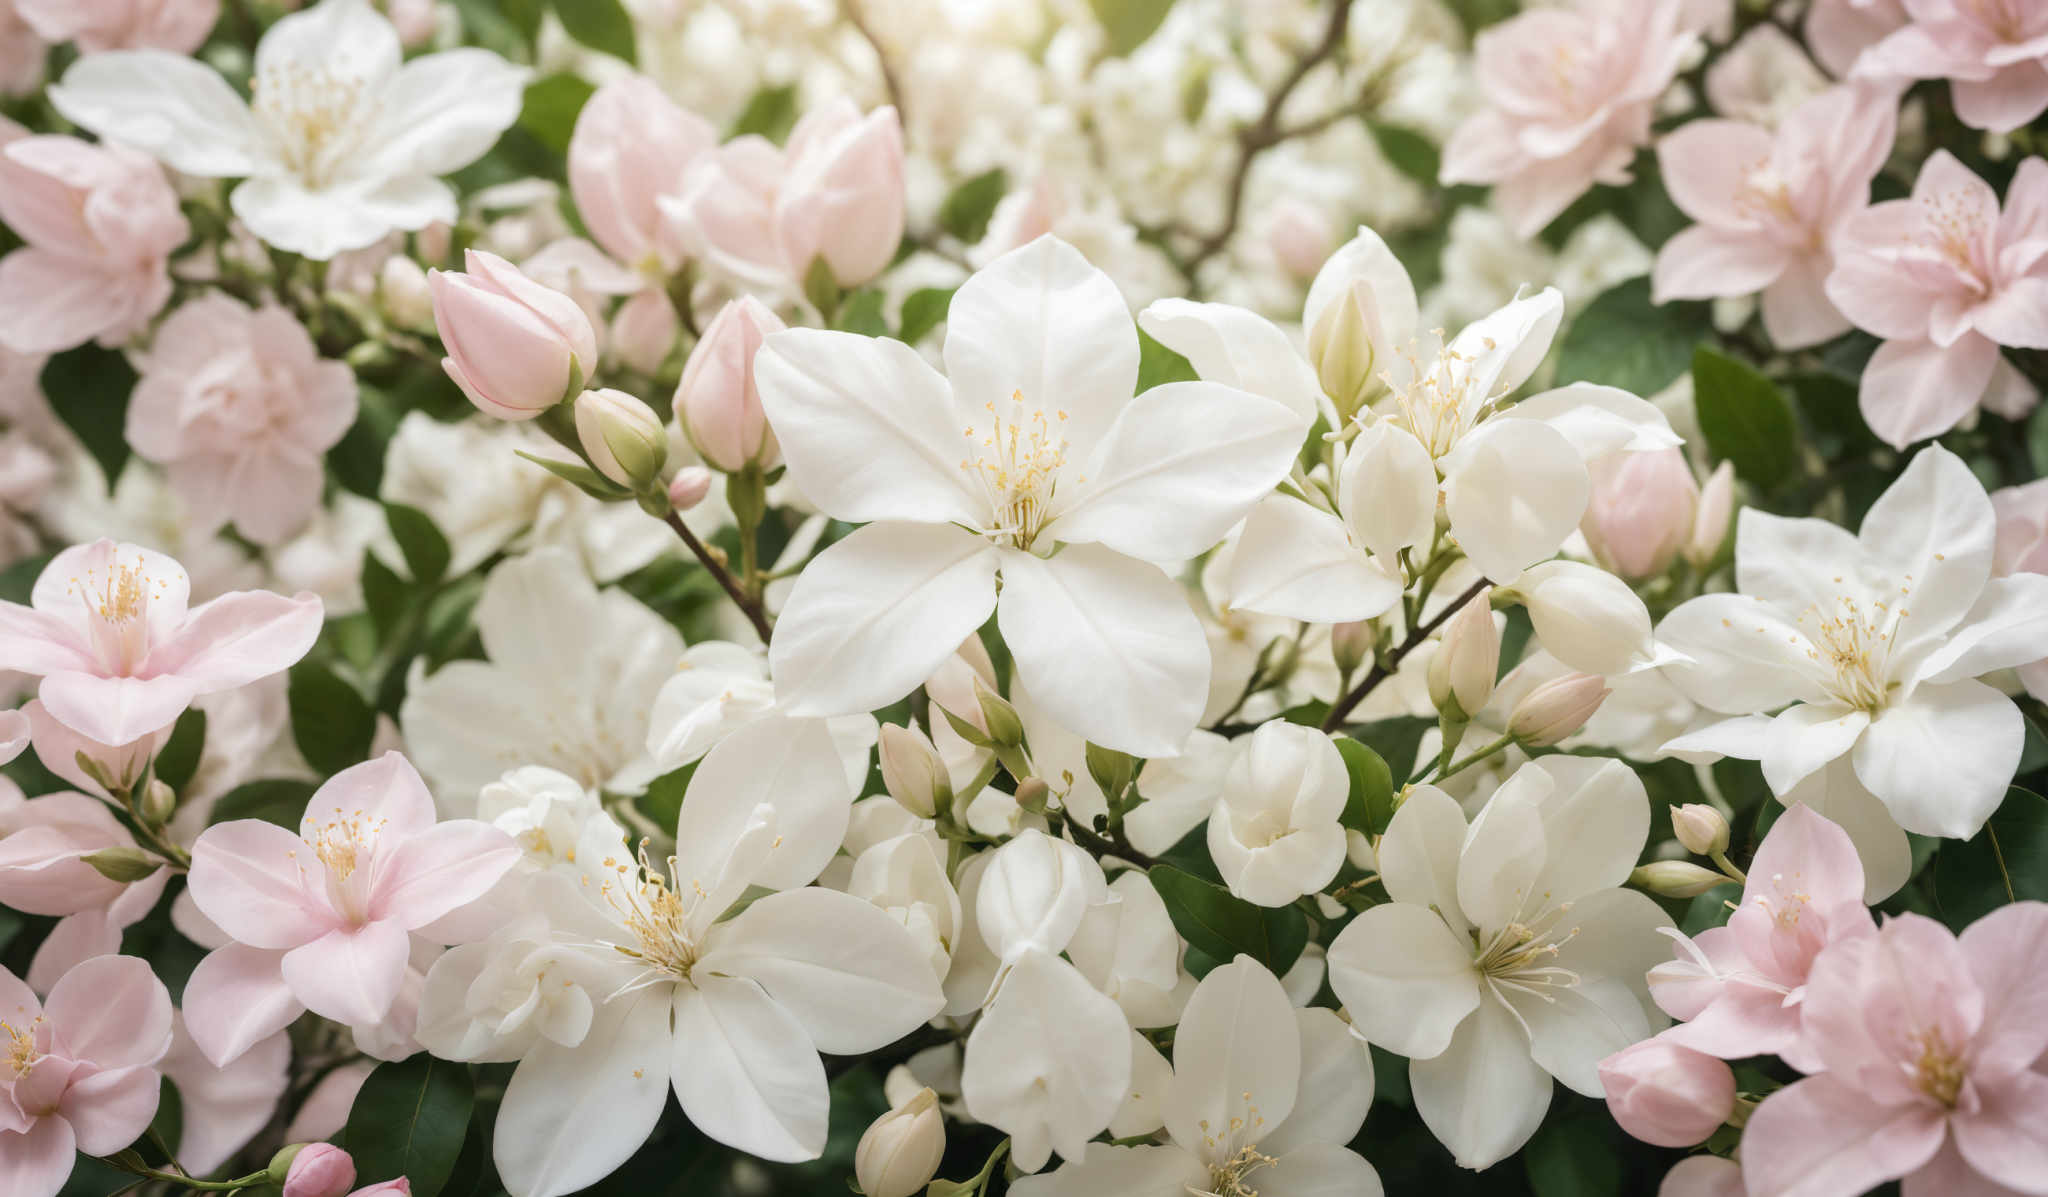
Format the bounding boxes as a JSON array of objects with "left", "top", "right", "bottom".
[
  {"left": 960, "top": 390, "right": 1072, "bottom": 550},
  {"left": 1473, "top": 902, "right": 1583, "bottom": 1004},
  {"left": 1959, "top": 0, "right": 2025, "bottom": 41},
  {"left": 598, "top": 847, "right": 705, "bottom": 984},
  {"left": 1917, "top": 190, "right": 1993, "bottom": 292},
  {"left": 1753, "top": 875, "right": 1812, "bottom": 929},
  {"left": 73, "top": 557, "right": 170, "bottom": 676},
  {"left": 252, "top": 62, "right": 376, "bottom": 189},
  {"left": 1797, "top": 589, "right": 1906, "bottom": 713},
  {"left": 1912, "top": 1027, "right": 1967, "bottom": 1107},
  {"left": 1389, "top": 334, "right": 1494, "bottom": 460},
  {"left": 1, "top": 1020, "right": 38, "bottom": 1081},
  {"left": 305, "top": 812, "right": 385, "bottom": 882},
  {"left": 1194, "top": 1142, "right": 1278, "bottom": 1197}
]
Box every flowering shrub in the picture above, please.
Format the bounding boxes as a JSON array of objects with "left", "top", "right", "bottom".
[{"left": 0, "top": 1, "right": 2043, "bottom": 1196}]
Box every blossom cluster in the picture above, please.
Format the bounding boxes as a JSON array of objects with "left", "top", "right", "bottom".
[{"left": 0, "top": 1, "right": 2043, "bottom": 1196}]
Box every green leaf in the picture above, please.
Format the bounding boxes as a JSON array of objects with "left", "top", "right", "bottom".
[
  {"left": 550, "top": 0, "right": 635, "bottom": 63},
  {"left": 1367, "top": 121, "right": 1439, "bottom": 187},
  {"left": 41, "top": 344, "right": 138, "bottom": 491},
  {"left": 288, "top": 661, "right": 377, "bottom": 776},
  {"left": 937, "top": 168, "right": 1007, "bottom": 244},
  {"left": 1692, "top": 345, "right": 1800, "bottom": 491},
  {"left": 638, "top": 762, "right": 696, "bottom": 832},
  {"left": 1149, "top": 864, "right": 1309, "bottom": 976},
  {"left": 362, "top": 549, "right": 408, "bottom": 642},
  {"left": 2030, "top": 400, "right": 2048, "bottom": 476},
  {"left": 208, "top": 778, "right": 318, "bottom": 828},
  {"left": 835, "top": 289, "right": 890, "bottom": 337},
  {"left": 344, "top": 1055, "right": 476, "bottom": 1197},
  {"left": 898, "top": 287, "right": 956, "bottom": 345},
  {"left": 1934, "top": 787, "right": 2048, "bottom": 929},
  {"left": 1334, "top": 736, "right": 1394, "bottom": 837},
  {"left": 1137, "top": 327, "right": 1198, "bottom": 392},
  {"left": 730, "top": 84, "right": 799, "bottom": 143},
  {"left": 385, "top": 502, "right": 452, "bottom": 587},
  {"left": 154, "top": 709, "right": 207, "bottom": 793},
  {"left": 1523, "top": 1109, "right": 1625, "bottom": 1197},
  {"left": 1554, "top": 278, "right": 1709, "bottom": 398},
  {"left": 1089, "top": 0, "right": 1177, "bottom": 55},
  {"left": 519, "top": 72, "right": 596, "bottom": 155},
  {"left": 513, "top": 449, "right": 631, "bottom": 499}
]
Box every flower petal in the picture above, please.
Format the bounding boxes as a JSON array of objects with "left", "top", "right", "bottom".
[
  {"left": 1656, "top": 594, "right": 1828, "bottom": 714},
  {"left": 48, "top": 51, "right": 268, "bottom": 177},
  {"left": 1219, "top": 496, "right": 1399, "bottom": 624},
  {"left": 495, "top": 987, "right": 670, "bottom": 1197},
  {"left": 146, "top": 590, "right": 322, "bottom": 693},
  {"left": 671, "top": 974, "right": 829, "bottom": 1163},
  {"left": 181, "top": 943, "right": 303, "bottom": 1068},
  {"left": 187, "top": 819, "right": 334, "bottom": 950},
  {"left": 1851, "top": 678, "right": 2021, "bottom": 839},
  {"left": 44, "top": 954, "right": 171, "bottom": 1069},
  {"left": 1326, "top": 903, "right": 1482, "bottom": 1060},
  {"left": 1442, "top": 420, "right": 1589, "bottom": 582},
  {"left": 1408, "top": 996, "right": 1552, "bottom": 1170},
  {"left": 354, "top": 49, "right": 528, "bottom": 180},
  {"left": 370, "top": 820, "right": 519, "bottom": 930},
  {"left": 1162, "top": 956, "right": 1301, "bottom": 1159},
  {"left": 59, "top": 1065, "right": 161, "bottom": 1156},
  {"left": 1137, "top": 299, "right": 1323, "bottom": 422},
  {"left": 279, "top": 920, "right": 412, "bottom": 1026},
  {"left": 1741, "top": 1073, "right": 1946, "bottom": 1197}
]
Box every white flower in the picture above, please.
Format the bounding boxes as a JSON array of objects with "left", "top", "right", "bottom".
[
  {"left": 1009, "top": 955, "right": 1383, "bottom": 1197},
  {"left": 1206, "top": 722, "right": 1350, "bottom": 908},
  {"left": 845, "top": 831, "right": 962, "bottom": 982},
  {"left": 49, "top": 0, "right": 527, "bottom": 258},
  {"left": 477, "top": 766, "right": 629, "bottom": 884},
  {"left": 1504, "top": 560, "right": 1680, "bottom": 677},
  {"left": 755, "top": 234, "right": 1304, "bottom": 756},
  {"left": 1327, "top": 758, "right": 1673, "bottom": 1169},
  {"left": 398, "top": 550, "right": 682, "bottom": 804},
  {"left": 643, "top": 640, "right": 877, "bottom": 794},
  {"left": 1658, "top": 445, "right": 2048, "bottom": 898},
  {"left": 1066, "top": 871, "right": 1194, "bottom": 1029},
  {"left": 490, "top": 717, "right": 943, "bottom": 1195},
  {"left": 973, "top": 827, "right": 1109, "bottom": 971}
]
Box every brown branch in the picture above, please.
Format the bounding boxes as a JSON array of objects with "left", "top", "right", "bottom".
[
  {"left": 1321, "top": 578, "right": 1488, "bottom": 731},
  {"left": 841, "top": 0, "right": 907, "bottom": 124},
  {"left": 663, "top": 510, "right": 774, "bottom": 644}
]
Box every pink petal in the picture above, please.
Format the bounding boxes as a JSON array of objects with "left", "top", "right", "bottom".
[
  {"left": 0, "top": 826, "right": 126, "bottom": 916},
  {"left": 1652, "top": 225, "right": 1789, "bottom": 302},
  {"left": 1952, "top": 62, "right": 2048, "bottom": 133},
  {"left": 43, "top": 954, "right": 172, "bottom": 1069},
  {"left": 144, "top": 589, "right": 321, "bottom": 693},
  {"left": 1957, "top": 902, "right": 2048, "bottom": 1081},
  {"left": 37, "top": 670, "right": 199, "bottom": 748},
  {"left": 1760, "top": 255, "right": 1852, "bottom": 349},
  {"left": 182, "top": 944, "right": 302, "bottom": 1069},
  {"left": 280, "top": 921, "right": 411, "bottom": 1026},
  {"left": 1748, "top": 805, "right": 1868, "bottom": 914},
  {"left": 1997, "top": 157, "right": 2048, "bottom": 247},
  {"left": 0, "top": 601, "right": 92, "bottom": 677},
  {"left": 283, "top": 1060, "right": 373, "bottom": 1142},
  {"left": 1439, "top": 109, "right": 1527, "bottom": 185},
  {"left": 26, "top": 911, "right": 121, "bottom": 996},
  {"left": 0, "top": 250, "right": 139, "bottom": 355},
  {"left": 1742, "top": 1073, "right": 1948, "bottom": 1197},
  {"left": 1803, "top": 913, "right": 1984, "bottom": 1099},
  {"left": 1858, "top": 335, "right": 2000, "bottom": 449},
  {"left": 302, "top": 752, "right": 436, "bottom": 843},
  {"left": 157, "top": 1014, "right": 290, "bottom": 1176},
  {"left": 1659, "top": 980, "right": 1801, "bottom": 1060},
  {"left": 1657, "top": 119, "right": 1774, "bottom": 224},
  {"left": 369, "top": 820, "right": 519, "bottom": 931},
  {"left": 0, "top": 967, "right": 38, "bottom": 1026},
  {"left": 1969, "top": 277, "right": 2048, "bottom": 349},
  {"left": 188, "top": 819, "right": 333, "bottom": 950},
  {"left": 58, "top": 1065, "right": 160, "bottom": 1156},
  {"left": 0, "top": 1116, "right": 75, "bottom": 1197},
  {"left": 1950, "top": 1070, "right": 2048, "bottom": 1193}
]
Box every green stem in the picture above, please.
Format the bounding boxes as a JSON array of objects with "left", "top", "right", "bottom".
[{"left": 1429, "top": 734, "right": 1516, "bottom": 784}]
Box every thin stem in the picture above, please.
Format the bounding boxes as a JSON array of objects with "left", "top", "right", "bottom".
[
  {"left": 1056, "top": 805, "right": 1156, "bottom": 870},
  {"left": 661, "top": 510, "right": 774, "bottom": 644},
  {"left": 840, "top": 0, "right": 906, "bottom": 122},
  {"left": 1710, "top": 849, "right": 1748, "bottom": 887},
  {"left": 1321, "top": 577, "right": 1488, "bottom": 731},
  {"left": 1430, "top": 733, "right": 1515, "bottom": 784}
]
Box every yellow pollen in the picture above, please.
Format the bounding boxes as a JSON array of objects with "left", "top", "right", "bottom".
[
  {"left": 303, "top": 812, "right": 386, "bottom": 881},
  {"left": 1797, "top": 592, "right": 1902, "bottom": 713},
  {"left": 2, "top": 1019, "right": 38, "bottom": 1080},
  {"left": 1912, "top": 1027, "right": 1967, "bottom": 1106},
  {"left": 959, "top": 388, "right": 1070, "bottom": 549}
]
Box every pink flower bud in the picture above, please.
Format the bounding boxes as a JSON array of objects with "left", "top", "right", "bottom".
[
  {"left": 1598, "top": 1037, "right": 1736, "bottom": 1148},
  {"left": 574, "top": 388, "right": 668, "bottom": 490},
  {"left": 1426, "top": 588, "right": 1497, "bottom": 720},
  {"left": 385, "top": 0, "right": 435, "bottom": 47},
  {"left": 282, "top": 1144, "right": 357, "bottom": 1197},
  {"left": 674, "top": 295, "right": 783, "bottom": 471},
  {"left": 1330, "top": 619, "right": 1373, "bottom": 676},
  {"left": 1684, "top": 461, "right": 1735, "bottom": 568},
  {"left": 1582, "top": 448, "right": 1698, "bottom": 579},
  {"left": 429, "top": 250, "right": 598, "bottom": 421},
  {"left": 609, "top": 288, "right": 679, "bottom": 375},
  {"left": 667, "top": 465, "right": 713, "bottom": 511},
  {"left": 776, "top": 100, "right": 906, "bottom": 288},
  {"left": 1264, "top": 197, "right": 1333, "bottom": 281},
  {"left": 568, "top": 77, "right": 717, "bottom": 271},
  {"left": 1507, "top": 671, "right": 1609, "bottom": 746}
]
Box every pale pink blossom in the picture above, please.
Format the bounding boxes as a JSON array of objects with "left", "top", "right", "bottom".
[
  {"left": 0, "top": 434, "right": 56, "bottom": 565},
  {"left": 1597, "top": 1033, "right": 1736, "bottom": 1147},
  {"left": 1659, "top": 1156, "right": 1745, "bottom": 1197},
  {"left": 0, "top": 2, "right": 44, "bottom": 96},
  {"left": 1807, "top": 0, "right": 1912, "bottom": 77},
  {"left": 429, "top": 250, "right": 598, "bottom": 420},
  {"left": 1654, "top": 86, "right": 1896, "bottom": 349},
  {"left": 1824, "top": 152, "right": 2048, "bottom": 447},
  {"left": 1581, "top": 447, "right": 1699, "bottom": 579},
  {"left": 126, "top": 295, "right": 359, "bottom": 545},
  {"left": 567, "top": 75, "right": 717, "bottom": 274},
  {"left": 1991, "top": 478, "right": 2048, "bottom": 700},
  {"left": 1856, "top": 0, "right": 2048, "bottom": 132},
  {"left": 23, "top": 698, "right": 166, "bottom": 801},
  {"left": 674, "top": 295, "right": 783, "bottom": 472},
  {"left": 0, "top": 954, "right": 175, "bottom": 1197},
  {"left": 1440, "top": 0, "right": 1696, "bottom": 238},
  {"left": 0, "top": 540, "right": 323, "bottom": 745},
  {"left": 13, "top": 0, "right": 217, "bottom": 53},
  {"left": 1703, "top": 25, "right": 1831, "bottom": 126},
  {"left": 182, "top": 753, "right": 518, "bottom": 1065},
  {"left": 1647, "top": 805, "right": 1874, "bottom": 1068},
  {"left": 1741, "top": 903, "right": 2048, "bottom": 1197},
  {"left": 0, "top": 135, "right": 187, "bottom": 354},
  {"left": 157, "top": 1014, "right": 290, "bottom": 1175},
  {"left": 284, "top": 1060, "right": 374, "bottom": 1143}
]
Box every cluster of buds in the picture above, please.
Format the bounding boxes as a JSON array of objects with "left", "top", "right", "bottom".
[
  {"left": 1581, "top": 450, "right": 1736, "bottom": 580},
  {"left": 1630, "top": 804, "right": 1739, "bottom": 898}
]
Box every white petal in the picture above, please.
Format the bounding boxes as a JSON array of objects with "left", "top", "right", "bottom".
[
  {"left": 1326, "top": 903, "right": 1481, "bottom": 1060},
  {"left": 1408, "top": 996, "right": 1552, "bottom": 1170},
  {"left": 674, "top": 715, "right": 853, "bottom": 893},
  {"left": 1761, "top": 704, "right": 1869, "bottom": 795},
  {"left": 1852, "top": 678, "right": 2022, "bottom": 839},
  {"left": 1457, "top": 785, "right": 1549, "bottom": 937},
  {"left": 1219, "top": 496, "right": 1399, "bottom": 624},
  {"left": 494, "top": 988, "right": 671, "bottom": 1197},
  {"left": 974, "top": 828, "right": 1103, "bottom": 965},
  {"left": 1519, "top": 756, "right": 1651, "bottom": 903},
  {"left": 1050, "top": 381, "right": 1303, "bottom": 563},
  {"left": 1656, "top": 594, "right": 1828, "bottom": 714},
  {"left": 997, "top": 545, "right": 1207, "bottom": 758},
  {"left": 1304, "top": 226, "right": 1420, "bottom": 393},
  {"left": 1508, "top": 980, "right": 1655, "bottom": 1097},
  {"left": 49, "top": 52, "right": 268, "bottom": 177},
  {"left": 961, "top": 949, "right": 1132, "bottom": 1173},
  {"left": 232, "top": 174, "right": 457, "bottom": 259},
  {"left": 1442, "top": 420, "right": 1589, "bottom": 583},
  {"left": 943, "top": 235, "right": 1138, "bottom": 452},
  {"left": 255, "top": 0, "right": 400, "bottom": 84},
  {"left": 1375, "top": 784, "right": 1471, "bottom": 938},
  {"left": 1108, "top": 1031, "right": 1174, "bottom": 1139},
  {"left": 354, "top": 49, "right": 527, "bottom": 181},
  {"left": 1659, "top": 713, "right": 1774, "bottom": 763},
  {"left": 1260, "top": 1008, "right": 1374, "bottom": 1156},
  {"left": 1252, "top": 1143, "right": 1386, "bottom": 1197},
  {"left": 1006, "top": 1145, "right": 1207, "bottom": 1197},
  {"left": 1920, "top": 572, "right": 2048, "bottom": 683},
  {"left": 770, "top": 522, "right": 1000, "bottom": 718},
  {"left": 1441, "top": 288, "right": 1563, "bottom": 402},
  {"left": 671, "top": 975, "right": 829, "bottom": 1163},
  {"left": 754, "top": 329, "right": 985, "bottom": 526},
  {"left": 1138, "top": 299, "right": 1323, "bottom": 423},
  {"left": 1502, "top": 383, "right": 1681, "bottom": 461},
  {"left": 1163, "top": 956, "right": 1301, "bottom": 1159},
  {"left": 1857, "top": 444, "right": 1996, "bottom": 656},
  {"left": 1336, "top": 422, "right": 1437, "bottom": 564}
]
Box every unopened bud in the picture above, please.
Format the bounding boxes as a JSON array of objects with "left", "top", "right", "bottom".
[
  {"left": 377, "top": 257, "right": 434, "bottom": 331},
  {"left": 574, "top": 388, "right": 669, "bottom": 491},
  {"left": 1084, "top": 743, "right": 1137, "bottom": 802},
  {"left": 667, "top": 466, "right": 714, "bottom": 511},
  {"left": 1507, "top": 672, "right": 1609, "bottom": 746},
  {"left": 81, "top": 846, "right": 158, "bottom": 883},
  {"left": 854, "top": 1087, "right": 945, "bottom": 1197},
  {"left": 139, "top": 777, "right": 177, "bottom": 826},
  {"left": 1629, "top": 860, "right": 1732, "bottom": 899},
  {"left": 878, "top": 724, "right": 949, "bottom": 820},
  {"left": 281, "top": 1143, "right": 357, "bottom": 1197},
  {"left": 1684, "top": 461, "right": 1735, "bottom": 568},
  {"left": 1013, "top": 777, "right": 1050, "bottom": 814},
  {"left": 974, "top": 678, "right": 1024, "bottom": 749},
  {"left": 1307, "top": 280, "right": 1380, "bottom": 419},
  {"left": 1671, "top": 804, "right": 1729, "bottom": 856},
  {"left": 1426, "top": 588, "right": 1497, "bottom": 720},
  {"left": 1330, "top": 620, "right": 1373, "bottom": 676}
]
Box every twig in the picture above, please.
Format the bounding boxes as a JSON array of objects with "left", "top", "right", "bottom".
[
  {"left": 1056, "top": 806, "right": 1157, "bottom": 870},
  {"left": 1321, "top": 577, "right": 1488, "bottom": 731},
  {"left": 662, "top": 510, "right": 774, "bottom": 644},
  {"left": 841, "top": 0, "right": 907, "bottom": 122}
]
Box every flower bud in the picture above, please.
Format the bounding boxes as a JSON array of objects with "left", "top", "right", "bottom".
[
  {"left": 1330, "top": 620, "right": 1373, "bottom": 676},
  {"left": 1505, "top": 561, "right": 1658, "bottom": 677},
  {"left": 1426, "top": 587, "right": 1497, "bottom": 720},
  {"left": 1084, "top": 742, "right": 1137, "bottom": 802},
  {"left": 854, "top": 1087, "right": 945, "bottom": 1197},
  {"left": 1671, "top": 804, "right": 1730, "bottom": 857},
  {"left": 973, "top": 678, "right": 1024, "bottom": 749},
  {"left": 1628, "top": 860, "right": 1731, "bottom": 899},
  {"left": 1581, "top": 448, "right": 1698, "bottom": 580},
  {"left": 80, "top": 845, "right": 158, "bottom": 883},
  {"left": 1307, "top": 280, "right": 1379, "bottom": 419},
  {"left": 1013, "top": 776, "right": 1050, "bottom": 814},
  {"left": 609, "top": 289, "right": 679, "bottom": 376},
  {"left": 377, "top": 256, "right": 434, "bottom": 331},
  {"left": 777, "top": 100, "right": 906, "bottom": 289},
  {"left": 879, "top": 724, "right": 949, "bottom": 820},
  {"left": 667, "top": 465, "right": 713, "bottom": 511},
  {"left": 430, "top": 250, "right": 598, "bottom": 420},
  {"left": 1597, "top": 1037, "right": 1736, "bottom": 1147},
  {"left": 574, "top": 388, "right": 668, "bottom": 491},
  {"left": 139, "top": 777, "right": 176, "bottom": 825},
  {"left": 1507, "top": 672, "right": 1609, "bottom": 746},
  {"left": 281, "top": 1143, "right": 358, "bottom": 1197},
  {"left": 568, "top": 77, "right": 717, "bottom": 272},
  {"left": 1684, "top": 461, "right": 1735, "bottom": 568},
  {"left": 674, "top": 296, "right": 784, "bottom": 472},
  {"left": 1265, "top": 197, "right": 1333, "bottom": 282}
]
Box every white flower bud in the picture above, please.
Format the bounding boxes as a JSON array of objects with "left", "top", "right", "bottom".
[
  {"left": 1685, "top": 461, "right": 1736, "bottom": 568},
  {"left": 1330, "top": 619, "right": 1373, "bottom": 676},
  {"left": 1671, "top": 804, "right": 1730, "bottom": 856},
  {"left": 1507, "top": 671, "right": 1610, "bottom": 746},
  {"left": 1307, "top": 280, "right": 1380, "bottom": 420},
  {"left": 855, "top": 1087, "right": 946, "bottom": 1197},
  {"left": 973, "top": 677, "right": 1024, "bottom": 749},
  {"left": 1630, "top": 860, "right": 1732, "bottom": 899},
  {"left": 1505, "top": 561, "right": 1658, "bottom": 677},
  {"left": 878, "top": 724, "right": 949, "bottom": 819},
  {"left": 1426, "top": 587, "right": 1497, "bottom": 720},
  {"left": 574, "top": 388, "right": 669, "bottom": 491},
  {"left": 377, "top": 256, "right": 435, "bottom": 331}
]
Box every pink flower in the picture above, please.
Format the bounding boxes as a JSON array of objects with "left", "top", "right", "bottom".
[
  {"left": 1598, "top": 1033, "right": 1737, "bottom": 1147},
  {"left": 0, "top": 955, "right": 174, "bottom": 1197},
  {"left": 1581, "top": 447, "right": 1699, "bottom": 578},
  {"left": 126, "top": 295, "right": 359, "bottom": 545},
  {"left": 157, "top": 1013, "right": 289, "bottom": 1176},
  {"left": 1648, "top": 805, "right": 1874, "bottom": 1068},
  {"left": 1654, "top": 85, "right": 1896, "bottom": 349},
  {"left": 0, "top": 2, "right": 44, "bottom": 97},
  {"left": 1659, "top": 1156, "right": 1744, "bottom": 1197},
  {"left": 181, "top": 753, "right": 518, "bottom": 1065},
  {"left": 1991, "top": 478, "right": 2048, "bottom": 701},
  {"left": 0, "top": 135, "right": 186, "bottom": 354},
  {"left": 13, "top": 0, "right": 217, "bottom": 53},
  {"left": 1824, "top": 152, "right": 2048, "bottom": 447},
  {"left": 1440, "top": 0, "right": 1696, "bottom": 238},
  {"left": 1856, "top": 0, "right": 2048, "bottom": 132},
  {"left": 1805, "top": 0, "right": 1912, "bottom": 78},
  {"left": 567, "top": 75, "right": 717, "bottom": 273},
  {"left": 1741, "top": 903, "right": 2048, "bottom": 1197},
  {"left": 429, "top": 250, "right": 598, "bottom": 420},
  {"left": 674, "top": 295, "right": 784, "bottom": 472},
  {"left": 0, "top": 774, "right": 169, "bottom": 994},
  {"left": 0, "top": 540, "right": 323, "bottom": 745}
]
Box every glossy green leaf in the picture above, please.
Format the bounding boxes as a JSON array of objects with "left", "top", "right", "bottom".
[
  {"left": 1934, "top": 787, "right": 2048, "bottom": 929},
  {"left": 898, "top": 287, "right": 956, "bottom": 345},
  {"left": 519, "top": 72, "right": 596, "bottom": 155},
  {"left": 41, "top": 344, "right": 137, "bottom": 491},
  {"left": 1334, "top": 736, "right": 1394, "bottom": 837},
  {"left": 207, "top": 778, "right": 318, "bottom": 828},
  {"left": 551, "top": 0, "right": 636, "bottom": 64},
  {"left": 385, "top": 502, "right": 452, "bottom": 587},
  {"left": 937, "top": 168, "right": 1007, "bottom": 244},
  {"left": 1693, "top": 345, "right": 1800, "bottom": 490},
  {"left": 154, "top": 709, "right": 207, "bottom": 793},
  {"left": 1555, "top": 278, "right": 1709, "bottom": 399},
  {"left": 344, "top": 1055, "right": 476, "bottom": 1197},
  {"left": 288, "top": 661, "right": 376, "bottom": 776},
  {"left": 1149, "top": 864, "right": 1309, "bottom": 976}
]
